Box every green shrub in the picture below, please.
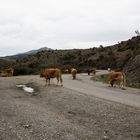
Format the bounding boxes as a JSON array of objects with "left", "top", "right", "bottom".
[
  {"left": 91, "top": 74, "right": 109, "bottom": 83},
  {"left": 14, "top": 66, "right": 34, "bottom": 76}
]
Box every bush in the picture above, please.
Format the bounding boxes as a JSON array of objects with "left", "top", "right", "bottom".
[{"left": 14, "top": 66, "right": 34, "bottom": 76}]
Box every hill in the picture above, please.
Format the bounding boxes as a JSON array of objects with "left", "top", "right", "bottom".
[
  {"left": 0, "top": 36, "right": 140, "bottom": 88},
  {"left": 4, "top": 47, "right": 53, "bottom": 60}
]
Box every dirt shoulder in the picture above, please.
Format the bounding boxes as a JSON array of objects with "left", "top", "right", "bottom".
[{"left": 0, "top": 75, "right": 140, "bottom": 140}]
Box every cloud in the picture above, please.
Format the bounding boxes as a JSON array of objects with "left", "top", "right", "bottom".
[{"left": 0, "top": 0, "right": 140, "bottom": 56}]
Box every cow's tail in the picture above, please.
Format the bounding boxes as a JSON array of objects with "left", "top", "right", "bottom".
[
  {"left": 122, "top": 72, "right": 126, "bottom": 87},
  {"left": 59, "top": 71, "right": 63, "bottom": 86}
]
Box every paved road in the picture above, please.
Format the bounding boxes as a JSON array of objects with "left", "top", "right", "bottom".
[{"left": 62, "top": 71, "right": 140, "bottom": 108}]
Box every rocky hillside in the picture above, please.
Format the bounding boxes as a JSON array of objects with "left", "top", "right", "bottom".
[{"left": 0, "top": 36, "right": 140, "bottom": 88}]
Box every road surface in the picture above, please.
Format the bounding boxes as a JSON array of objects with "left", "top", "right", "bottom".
[
  {"left": 0, "top": 73, "right": 140, "bottom": 140},
  {"left": 63, "top": 70, "right": 140, "bottom": 108}
]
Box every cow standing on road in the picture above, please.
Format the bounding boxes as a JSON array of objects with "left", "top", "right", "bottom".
[
  {"left": 87, "top": 68, "right": 96, "bottom": 75},
  {"left": 71, "top": 68, "right": 77, "bottom": 80},
  {"left": 109, "top": 71, "right": 126, "bottom": 89},
  {"left": 40, "top": 68, "right": 63, "bottom": 86}
]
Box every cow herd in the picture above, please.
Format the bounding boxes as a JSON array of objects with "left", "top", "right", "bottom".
[
  {"left": 39, "top": 67, "right": 126, "bottom": 89},
  {"left": 0, "top": 67, "right": 126, "bottom": 89}
]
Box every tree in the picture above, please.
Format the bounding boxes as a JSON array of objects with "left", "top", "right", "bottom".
[{"left": 135, "top": 30, "right": 140, "bottom": 36}]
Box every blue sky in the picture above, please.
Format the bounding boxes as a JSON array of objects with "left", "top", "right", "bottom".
[{"left": 0, "top": 0, "right": 140, "bottom": 56}]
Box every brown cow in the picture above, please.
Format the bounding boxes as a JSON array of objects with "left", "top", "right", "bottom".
[
  {"left": 87, "top": 68, "right": 96, "bottom": 75},
  {"left": 40, "top": 68, "right": 63, "bottom": 86},
  {"left": 109, "top": 71, "right": 126, "bottom": 89},
  {"left": 1, "top": 68, "right": 14, "bottom": 77},
  {"left": 71, "top": 68, "right": 77, "bottom": 80}
]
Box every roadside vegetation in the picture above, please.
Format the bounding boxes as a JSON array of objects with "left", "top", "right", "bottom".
[{"left": 91, "top": 74, "right": 109, "bottom": 84}]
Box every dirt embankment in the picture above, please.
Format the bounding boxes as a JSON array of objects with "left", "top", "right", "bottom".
[{"left": 0, "top": 75, "right": 140, "bottom": 140}]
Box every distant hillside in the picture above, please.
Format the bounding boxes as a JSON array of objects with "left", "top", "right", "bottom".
[
  {"left": 0, "top": 36, "right": 140, "bottom": 88},
  {"left": 5, "top": 47, "right": 53, "bottom": 60},
  {"left": 20, "top": 47, "right": 53, "bottom": 55},
  {"left": 0, "top": 47, "right": 52, "bottom": 71}
]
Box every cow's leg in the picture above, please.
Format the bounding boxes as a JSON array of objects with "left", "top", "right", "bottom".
[
  {"left": 108, "top": 80, "right": 111, "bottom": 87},
  {"left": 111, "top": 80, "right": 116, "bottom": 87},
  {"left": 109, "top": 79, "right": 114, "bottom": 87},
  {"left": 73, "top": 75, "right": 76, "bottom": 80},
  {"left": 45, "top": 78, "right": 48, "bottom": 86},
  {"left": 48, "top": 79, "right": 50, "bottom": 86},
  {"left": 56, "top": 76, "right": 59, "bottom": 85},
  {"left": 60, "top": 77, "right": 63, "bottom": 86},
  {"left": 120, "top": 80, "right": 124, "bottom": 89},
  {"left": 56, "top": 76, "right": 63, "bottom": 86},
  {"left": 118, "top": 80, "right": 121, "bottom": 88},
  {"left": 45, "top": 78, "right": 50, "bottom": 86},
  {"left": 113, "top": 80, "right": 118, "bottom": 87}
]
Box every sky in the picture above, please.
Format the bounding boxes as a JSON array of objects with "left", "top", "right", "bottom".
[{"left": 0, "top": 0, "right": 140, "bottom": 56}]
